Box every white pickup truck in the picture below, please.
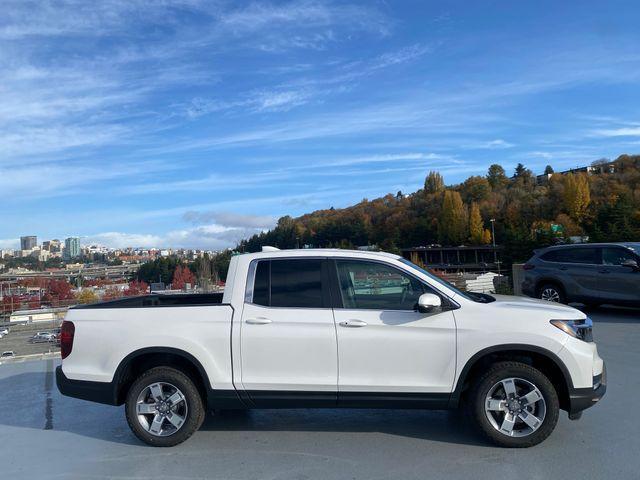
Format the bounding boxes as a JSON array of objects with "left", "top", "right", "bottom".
[{"left": 57, "top": 248, "right": 606, "bottom": 447}]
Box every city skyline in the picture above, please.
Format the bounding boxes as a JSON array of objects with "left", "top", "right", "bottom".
[
  {"left": 2, "top": 1, "right": 640, "bottom": 249},
  {"left": 3, "top": 234, "right": 217, "bottom": 252}
]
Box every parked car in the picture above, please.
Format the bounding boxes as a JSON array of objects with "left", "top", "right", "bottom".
[
  {"left": 0, "top": 328, "right": 9, "bottom": 336},
  {"left": 1, "top": 351, "right": 15, "bottom": 358},
  {"left": 29, "top": 332, "right": 57, "bottom": 343},
  {"left": 522, "top": 242, "right": 640, "bottom": 307},
  {"left": 57, "top": 247, "right": 605, "bottom": 448}
]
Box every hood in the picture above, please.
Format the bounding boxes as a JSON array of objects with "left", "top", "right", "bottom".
[{"left": 488, "top": 294, "right": 586, "bottom": 320}]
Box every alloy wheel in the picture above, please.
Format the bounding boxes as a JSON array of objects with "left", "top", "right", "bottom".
[
  {"left": 484, "top": 377, "right": 546, "bottom": 437},
  {"left": 135, "top": 382, "right": 188, "bottom": 437},
  {"left": 540, "top": 288, "right": 560, "bottom": 302}
]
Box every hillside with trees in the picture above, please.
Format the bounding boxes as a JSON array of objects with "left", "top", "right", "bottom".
[{"left": 238, "top": 154, "right": 640, "bottom": 267}]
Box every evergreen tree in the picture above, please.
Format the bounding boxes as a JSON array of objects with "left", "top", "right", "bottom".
[
  {"left": 514, "top": 163, "right": 528, "bottom": 177},
  {"left": 487, "top": 164, "right": 508, "bottom": 189}
]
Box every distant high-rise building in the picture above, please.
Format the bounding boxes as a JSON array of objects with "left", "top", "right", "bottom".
[
  {"left": 50, "top": 239, "right": 61, "bottom": 253},
  {"left": 20, "top": 236, "right": 37, "bottom": 251},
  {"left": 64, "top": 237, "right": 81, "bottom": 260}
]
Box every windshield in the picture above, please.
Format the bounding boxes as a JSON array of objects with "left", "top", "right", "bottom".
[{"left": 399, "top": 258, "right": 494, "bottom": 303}]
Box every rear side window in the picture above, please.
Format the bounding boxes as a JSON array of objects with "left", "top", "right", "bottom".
[
  {"left": 541, "top": 247, "right": 598, "bottom": 264},
  {"left": 250, "top": 259, "right": 325, "bottom": 308},
  {"left": 252, "top": 261, "right": 270, "bottom": 306}
]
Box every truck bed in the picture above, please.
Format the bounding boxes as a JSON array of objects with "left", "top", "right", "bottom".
[{"left": 72, "top": 293, "right": 224, "bottom": 309}]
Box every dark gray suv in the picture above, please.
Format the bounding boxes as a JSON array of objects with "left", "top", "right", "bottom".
[{"left": 522, "top": 242, "right": 640, "bottom": 307}]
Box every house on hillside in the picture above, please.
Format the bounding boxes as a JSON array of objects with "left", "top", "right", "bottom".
[{"left": 536, "top": 161, "right": 617, "bottom": 184}]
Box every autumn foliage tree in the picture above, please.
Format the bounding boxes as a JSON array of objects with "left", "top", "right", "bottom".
[
  {"left": 76, "top": 289, "right": 99, "bottom": 304},
  {"left": 563, "top": 173, "right": 591, "bottom": 221},
  {"left": 43, "top": 279, "right": 75, "bottom": 306},
  {"left": 469, "top": 202, "right": 484, "bottom": 244},
  {"left": 124, "top": 280, "right": 149, "bottom": 297},
  {"left": 439, "top": 190, "right": 468, "bottom": 245},
  {"left": 424, "top": 171, "right": 445, "bottom": 194},
  {"left": 171, "top": 265, "right": 196, "bottom": 290}
]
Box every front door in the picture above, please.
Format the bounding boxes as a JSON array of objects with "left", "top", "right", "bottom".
[
  {"left": 240, "top": 258, "right": 338, "bottom": 404},
  {"left": 598, "top": 247, "right": 640, "bottom": 303},
  {"left": 331, "top": 259, "right": 456, "bottom": 402}
]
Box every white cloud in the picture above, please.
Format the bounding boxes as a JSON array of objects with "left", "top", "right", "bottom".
[
  {"left": 592, "top": 127, "right": 640, "bottom": 137},
  {"left": 482, "top": 139, "right": 514, "bottom": 149},
  {"left": 218, "top": 1, "right": 391, "bottom": 43},
  {"left": 183, "top": 211, "right": 277, "bottom": 229},
  {"left": 0, "top": 159, "right": 174, "bottom": 200},
  {"left": 84, "top": 223, "right": 267, "bottom": 250}
]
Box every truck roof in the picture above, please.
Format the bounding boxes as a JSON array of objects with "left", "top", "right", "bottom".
[{"left": 238, "top": 248, "right": 402, "bottom": 261}]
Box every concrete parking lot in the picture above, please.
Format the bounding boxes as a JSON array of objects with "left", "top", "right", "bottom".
[{"left": 1, "top": 307, "right": 639, "bottom": 480}]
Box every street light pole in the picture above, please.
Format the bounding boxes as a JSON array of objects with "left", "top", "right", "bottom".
[
  {"left": 490, "top": 219, "right": 496, "bottom": 248},
  {"left": 489, "top": 219, "right": 499, "bottom": 273}
]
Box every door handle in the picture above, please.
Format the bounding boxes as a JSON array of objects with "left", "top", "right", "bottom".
[
  {"left": 245, "top": 317, "right": 272, "bottom": 325},
  {"left": 598, "top": 269, "right": 610, "bottom": 274},
  {"left": 559, "top": 266, "right": 568, "bottom": 271},
  {"left": 339, "top": 319, "right": 368, "bottom": 328}
]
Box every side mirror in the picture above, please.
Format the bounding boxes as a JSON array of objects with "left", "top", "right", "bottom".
[
  {"left": 621, "top": 259, "right": 639, "bottom": 271},
  {"left": 417, "top": 293, "right": 442, "bottom": 313}
]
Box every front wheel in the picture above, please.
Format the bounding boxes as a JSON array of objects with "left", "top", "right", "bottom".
[
  {"left": 469, "top": 361, "right": 559, "bottom": 447},
  {"left": 125, "top": 367, "right": 205, "bottom": 447}
]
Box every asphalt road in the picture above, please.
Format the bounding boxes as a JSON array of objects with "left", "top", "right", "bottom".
[
  {"left": 0, "top": 323, "right": 60, "bottom": 357},
  {"left": 1, "top": 306, "right": 639, "bottom": 480}
]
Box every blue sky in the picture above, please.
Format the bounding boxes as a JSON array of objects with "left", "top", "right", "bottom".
[{"left": 1, "top": 0, "right": 640, "bottom": 250}]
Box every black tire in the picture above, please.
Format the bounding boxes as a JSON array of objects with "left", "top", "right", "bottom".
[
  {"left": 468, "top": 361, "right": 559, "bottom": 448},
  {"left": 537, "top": 282, "right": 566, "bottom": 304},
  {"left": 125, "top": 366, "right": 205, "bottom": 447}
]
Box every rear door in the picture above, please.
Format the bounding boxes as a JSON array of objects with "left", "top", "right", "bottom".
[
  {"left": 542, "top": 247, "right": 600, "bottom": 299},
  {"left": 239, "top": 258, "right": 338, "bottom": 404},
  {"left": 330, "top": 259, "right": 456, "bottom": 401},
  {"left": 598, "top": 246, "right": 640, "bottom": 303}
]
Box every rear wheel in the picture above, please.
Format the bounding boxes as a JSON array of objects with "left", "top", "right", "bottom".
[
  {"left": 125, "top": 366, "right": 205, "bottom": 447},
  {"left": 538, "top": 283, "right": 565, "bottom": 303},
  {"left": 469, "top": 361, "right": 559, "bottom": 448}
]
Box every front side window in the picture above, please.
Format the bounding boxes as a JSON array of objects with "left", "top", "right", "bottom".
[
  {"left": 250, "top": 259, "right": 325, "bottom": 308},
  {"left": 602, "top": 247, "right": 637, "bottom": 266},
  {"left": 336, "top": 260, "right": 426, "bottom": 310}
]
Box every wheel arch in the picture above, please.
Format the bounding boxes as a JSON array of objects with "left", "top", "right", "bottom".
[
  {"left": 450, "top": 344, "right": 574, "bottom": 412},
  {"left": 113, "top": 347, "right": 211, "bottom": 406}
]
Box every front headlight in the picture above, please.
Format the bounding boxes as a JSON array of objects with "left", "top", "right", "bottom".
[{"left": 550, "top": 317, "right": 593, "bottom": 342}]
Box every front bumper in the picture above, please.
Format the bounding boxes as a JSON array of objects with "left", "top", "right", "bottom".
[
  {"left": 568, "top": 364, "right": 606, "bottom": 417},
  {"left": 56, "top": 366, "right": 119, "bottom": 405}
]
